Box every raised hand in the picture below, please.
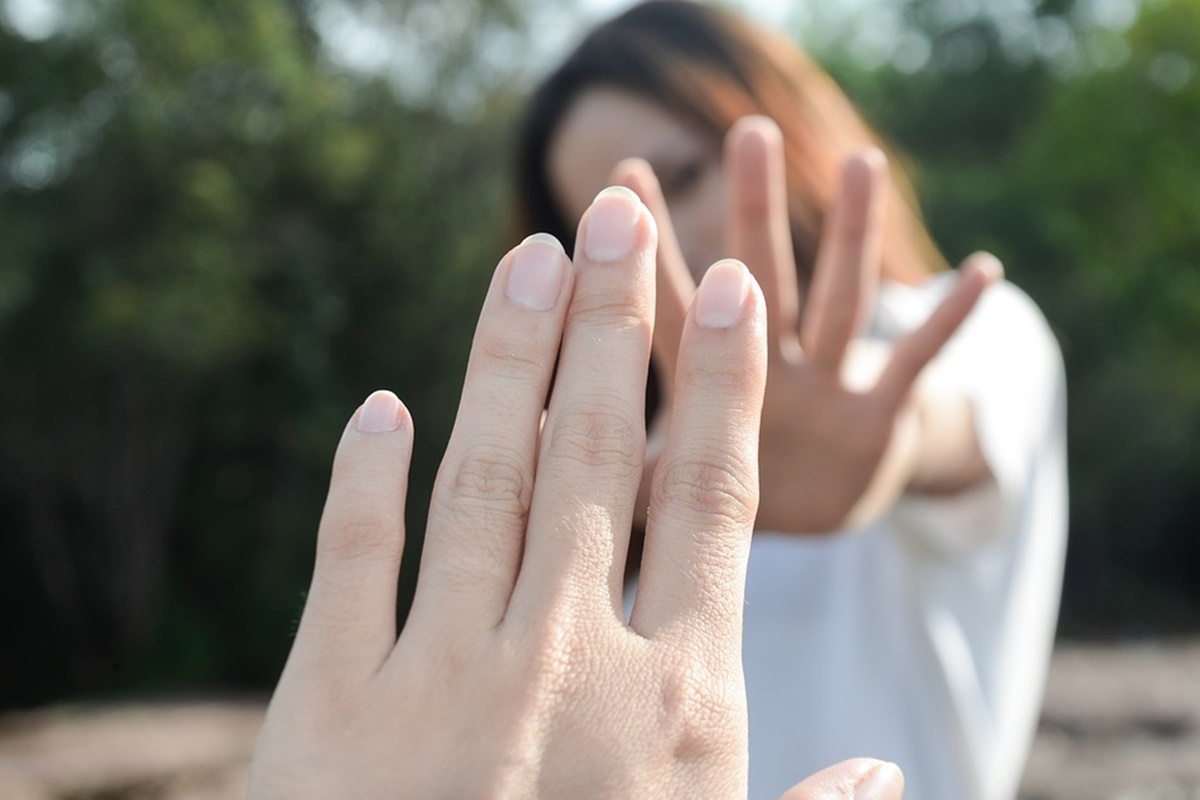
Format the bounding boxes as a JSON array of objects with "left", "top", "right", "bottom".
[
  {"left": 617, "top": 116, "right": 998, "bottom": 534},
  {"left": 246, "top": 187, "right": 903, "bottom": 797}
]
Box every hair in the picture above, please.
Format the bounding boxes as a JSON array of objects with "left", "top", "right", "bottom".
[{"left": 513, "top": 0, "right": 946, "bottom": 289}]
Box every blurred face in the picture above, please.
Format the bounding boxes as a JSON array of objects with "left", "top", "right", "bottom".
[{"left": 547, "top": 86, "right": 725, "bottom": 281}]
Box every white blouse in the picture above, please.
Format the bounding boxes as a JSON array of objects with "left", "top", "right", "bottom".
[{"left": 743, "top": 275, "right": 1068, "bottom": 800}]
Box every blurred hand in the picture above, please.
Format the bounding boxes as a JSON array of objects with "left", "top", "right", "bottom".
[
  {"left": 617, "top": 116, "right": 998, "bottom": 534},
  {"left": 246, "top": 187, "right": 903, "bottom": 798}
]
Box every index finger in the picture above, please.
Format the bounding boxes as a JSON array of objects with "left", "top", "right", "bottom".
[
  {"left": 631, "top": 260, "right": 767, "bottom": 649},
  {"left": 505, "top": 186, "right": 657, "bottom": 622},
  {"left": 613, "top": 157, "right": 695, "bottom": 394}
]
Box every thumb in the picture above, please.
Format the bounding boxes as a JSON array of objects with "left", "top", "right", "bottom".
[{"left": 778, "top": 759, "right": 904, "bottom": 800}]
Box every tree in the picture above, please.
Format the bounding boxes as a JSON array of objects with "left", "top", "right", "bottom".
[{"left": 0, "top": 0, "right": 536, "bottom": 705}]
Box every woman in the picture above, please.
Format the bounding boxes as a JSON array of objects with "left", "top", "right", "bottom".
[{"left": 512, "top": 2, "right": 1067, "bottom": 799}]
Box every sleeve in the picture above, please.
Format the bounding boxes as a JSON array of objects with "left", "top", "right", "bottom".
[{"left": 884, "top": 277, "right": 1067, "bottom": 556}]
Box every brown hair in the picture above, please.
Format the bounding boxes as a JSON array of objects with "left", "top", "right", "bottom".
[{"left": 513, "top": 0, "right": 946, "bottom": 289}]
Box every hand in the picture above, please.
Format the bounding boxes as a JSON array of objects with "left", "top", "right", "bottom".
[
  {"left": 617, "top": 116, "right": 999, "bottom": 534},
  {"left": 246, "top": 187, "right": 903, "bottom": 797}
]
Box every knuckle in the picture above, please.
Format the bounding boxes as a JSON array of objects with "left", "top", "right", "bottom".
[
  {"left": 653, "top": 453, "right": 757, "bottom": 530},
  {"left": 674, "top": 355, "right": 758, "bottom": 392},
  {"left": 475, "top": 328, "right": 552, "bottom": 381},
  {"left": 515, "top": 603, "right": 595, "bottom": 703},
  {"left": 545, "top": 405, "right": 643, "bottom": 476},
  {"left": 322, "top": 514, "right": 401, "bottom": 564},
  {"left": 658, "top": 659, "right": 743, "bottom": 763},
  {"left": 569, "top": 292, "right": 652, "bottom": 336},
  {"left": 435, "top": 441, "right": 532, "bottom": 524}
]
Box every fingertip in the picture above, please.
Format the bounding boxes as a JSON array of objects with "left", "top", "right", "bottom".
[
  {"left": 841, "top": 147, "right": 888, "bottom": 190},
  {"left": 506, "top": 233, "right": 570, "bottom": 312},
  {"left": 777, "top": 758, "right": 904, "bottom": 800},
  {"left": 582, "top": 185, "right": 655, "bottom": 262},
  {"left": 727, "top": 118, "right": 788, "bottom": 222},
  {"left": 962, "top": 251, "right": 1005, "bottom": 285},
  {"left": 729, "top": 114, "right": 783, "bottom": 144},
  {"left": 591, "top": 183, "right": 642, "bottom": 206},
  {"left": 726, "top": 115, "right": 783, "bottom": 167},
  {"left": 855, "top": 760, "right": 904, "bottom": 799},
  {"left": 611, "top": 156, "right": 653, "bottom": 190},
  {"left": 611, "top": 162, "right": 674, "bottom": 245},
  {"left": 355, "top": 390, "right": 412, "bottom": 434},
  {"left": 853, "top": 145, "right": 889, "bottom": 173}
]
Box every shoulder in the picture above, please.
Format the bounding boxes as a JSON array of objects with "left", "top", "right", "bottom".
[
  {"left": 949, "top": 278, "right": 1063, "bottom": 384},
  {"left": 961, "top": 278, "right": 1059, "bottom": 352}
]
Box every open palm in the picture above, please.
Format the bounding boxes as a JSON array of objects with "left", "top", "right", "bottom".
[{"left": 618, "top": 116, "right": 998, "bottom": 534}]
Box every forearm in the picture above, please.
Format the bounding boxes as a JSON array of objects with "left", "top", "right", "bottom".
[
  {"left": 835, "top": 379, "right": 988, "bottom": 530},
  {"left": 906, "top": 366, "right": 991, "bottom": 495}
]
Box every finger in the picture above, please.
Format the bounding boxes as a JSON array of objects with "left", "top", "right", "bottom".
[
  {"left": 507, "top": 186, "right": 656, "bottom": 622},
  {"left": 630, "top": 260, "right": 767, "bottom": 649},
  {"left": 407, "top": 234, "right": 574, "bottom": 633},
  {"left": 613, "top": 157, "right": 695, "bottom": 395},
  {"left": 801, "top": 148, "right": 887, "bottom": 371},
  {"left": 725, "top": 116, "right": 801, "bottom": 358},
  {"left": 289, "top": 391, "right": 414, "bottom": 684},
  {"left": 778, "top": 759, "right": 905, "bottom": 800},
  {"left": 875, "top": 252, "right": 1003, "bottom": 408}
]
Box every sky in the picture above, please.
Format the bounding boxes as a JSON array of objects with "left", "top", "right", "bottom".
[
  {"left": 1, "top": 0, "right": 62, "bottom": 39},
  {"left": 580, "top": 0, "right": 805, "bottom": 26}
]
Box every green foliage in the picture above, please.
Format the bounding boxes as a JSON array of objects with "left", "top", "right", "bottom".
[
  {"left": 1004, "top": 0, "right": 1200, "bottom": 630},
  {"left": 832, "top": 0, "right": 1200, "bottom": 633},
  {"left": 0, "top": 0, "right": 527, "bottom": 705}
]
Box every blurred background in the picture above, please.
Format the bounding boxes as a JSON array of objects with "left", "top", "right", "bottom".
[{"left": 0, "top": 0, "right": 1197, "bottom": 796}]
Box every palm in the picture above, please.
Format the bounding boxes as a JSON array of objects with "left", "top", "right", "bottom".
[{"left": 756, "top": 358, "right": 901, "bottom": 531}]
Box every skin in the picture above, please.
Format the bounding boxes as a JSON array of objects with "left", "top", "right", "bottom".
[
  {"left": 549, "top": 87, "right": 997, "bottom": 535},
  {"left": 247, "top": 189, "right": 905, "bottom": 798}
]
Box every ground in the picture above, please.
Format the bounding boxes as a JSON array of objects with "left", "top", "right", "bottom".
[{"left": 1, "top": 639, "right": 1198, "bottom": 799}]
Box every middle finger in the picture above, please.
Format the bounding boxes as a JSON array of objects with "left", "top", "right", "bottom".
[
  {"left": 726, "top": 116, "right": 802, "bottom": 359},
  {"left": 408, "top": 234, "right": 573, "bottom": 634},
  {"left": 507, "top": 186, "right": 656, "bottom": 623}
]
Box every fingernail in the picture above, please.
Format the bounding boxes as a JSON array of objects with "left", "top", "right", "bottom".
[
  {"left": 854, "top": 762, "right": 903, "bottom": 800},
  {"left": 695, "top": 259, "right": 751, "bottom": 328},
  {"left": 507, "top": 234, "right": 566, "bottom": 311},
  {"left": 583, "top": 186, "right": 642, "bottom": 262},
  {"left": 356, "top": 390, "right": 402, "bottom": 433}
]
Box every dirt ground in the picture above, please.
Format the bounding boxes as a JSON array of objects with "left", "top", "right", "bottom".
[
  {"left": 1019, "top": 639, "right": 1200, "bottom": 800},
  {"left": 1, "top": 638, "right": 1197, "bottom": 800}
]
